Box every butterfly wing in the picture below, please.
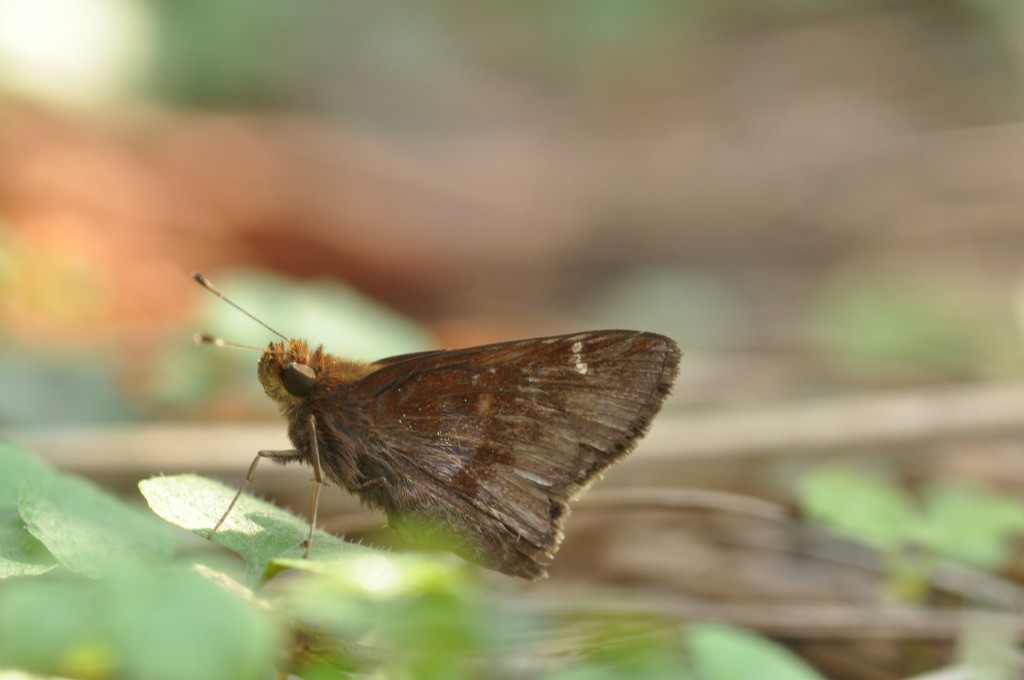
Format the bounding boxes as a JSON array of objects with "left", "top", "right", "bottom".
[{"left": 349, "top": 330, "right": 680, "bottom": 578}]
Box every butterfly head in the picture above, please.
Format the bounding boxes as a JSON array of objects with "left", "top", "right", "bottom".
[{"left": 259, "top": 339, "right": 319, "bottom": 405}]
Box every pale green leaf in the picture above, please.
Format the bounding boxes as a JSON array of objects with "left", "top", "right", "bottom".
[
  {"left": 19, "top": 474, "right": 176, "bottom": 578},
  {"left": 0, "top": 514, "right": 56, "bottom": 579},
  {"left": 140, "top": 474, "right": 365, "bottom": 583},
  {"left": 687, "top": 624, "right": 825, "bottom": 680},
  {"left": 916, "top": 482, "right": 1024, "bottom": 569},
  {"left": 798, "top": 466, "right": 916, "bottom": 551},
  {"left": 0, "top": 443, "right": 58, "bottom": 578},
  {"left": 0, "top": 565, "right": 280, "bottom": 680}
]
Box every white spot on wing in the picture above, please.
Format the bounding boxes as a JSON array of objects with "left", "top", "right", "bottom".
[
  {"left": 569, "top": 340, "right": 586, "bottom": 374},
  {"left": 513, "top": 469, "right": 553, "bottom": 486}
]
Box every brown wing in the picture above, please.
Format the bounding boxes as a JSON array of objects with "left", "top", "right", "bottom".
[{"left": 353, "top": 330, "right": 680, "bottom": 578}]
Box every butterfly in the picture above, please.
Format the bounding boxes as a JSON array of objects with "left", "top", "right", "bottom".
[{"left": 195, "top": 273, "right": 680, "bottom": 579}]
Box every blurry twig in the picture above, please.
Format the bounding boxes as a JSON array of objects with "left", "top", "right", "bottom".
[
  {"left": 646, "top": 381, "right": 1024, "bottom": 459},
  {"left": 577, "top": 487, "right": 787, "bottom": 519},
  {"left": 567, "top": 489, "right": 1024, "bottom": 610},
  {"left": 522, "top": 597, "right": 1024, "bottom": 643}
]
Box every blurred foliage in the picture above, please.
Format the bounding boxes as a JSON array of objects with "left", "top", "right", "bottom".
[
  {"left": 0, "top": 441, "right": 831, "bottom": 679},
  {"left": 805, "top": 269, "right": 1024, "bottom": 383},
  {"left": 0, "top": 567, "right": 280, "bottom": 680},
  {"left": 686, "top": 624, "right": 823, "bottom": 680},
  {"left": 0, "top": 266, "right": 431, "bottom": 425},
  {"left": 0, "top": 444, "right": 57, "bottom": 578},
  {"left": 0, "top": 222, "right": 109, "bottom": 334},
  {"left": 0, "top": 0, "right": 1019, "bottom": 114},
  {"left": 142, "top": 1, "right": 711, "bottom": 114},
  {"left": 799, "top": 465, "right": 1024, "bottom": 601},
  {"left": 799, "top": 466, "right": 917, "bottom": 554},
  {"left": 0, "top": 441, "right": 174, "bottom": 579},
  {"left": 135, "top": 0, "right": 1024, "bottom": 118},
  {"left": 4, "top": 1, "right": 1024, "bottom": 671},
  {"left": 585, "top": 267, "right": 745, "bottom": 350},
  {"left": 0, "top": 441, "right": 278, "bottom": 679},
  {"left": 0, "top": 221, "right": 138, "bottom": 425}
]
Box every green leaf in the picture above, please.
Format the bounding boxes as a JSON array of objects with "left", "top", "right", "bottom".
[
  {"left": 798, "top": 466, "right": 916, "bottom": 551},
  {"left": 686, "top": 624, "right": 825, "bottom": 680},
  {"left": 140, "top": 474, "right": 366, "bottom": 583},
  {"left": 1, "top": 441, "right": 175, "bottom": 579},
  {"left": 0, "top": 514, "right": 56, "bottom": 579},
  {"left": 284, "top": 568, "right": 496, "bottom": 680},
  {"left": 0, "top": 574, "right": 114, "bottom": 678},
  {"left": 554, "top": 612, "right": 690, "bottom": 680},
  {"left": 280, "top": 553, "right": 472, "bottom": 651},
  {"left": 274, "top": 550, "right": 462, "bottom": 591},
  {"left": 916, "top": 482, "right": 1024, "bottom": 570},
  {"left": 19, "top": 474, "right": 176, "bottom": 578},
  {"left": 111, "top": 567, "right": 281, "bottom": 680},
  {"left": 0, "top": 565, "right": 281, "bottom": 680},
  {"left": 0, "top": 443, "right": 57, "bottom": 578}
]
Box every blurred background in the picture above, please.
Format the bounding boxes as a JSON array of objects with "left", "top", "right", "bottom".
[
  {"left": 4, "top": 0, "right": 1024, "bottom": 505},
  {"left": 5, "top": 0, "right": 1024, "bottom": 423},
  {"left": 6, "top": 0, "right": 1024, "bottom": 478},
  {"left": 6, "top": 1, "right": 1024, "bottom": 676}
]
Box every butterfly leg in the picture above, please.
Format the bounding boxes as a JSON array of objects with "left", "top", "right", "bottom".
[
  {"left": 209, "top": 448, "right": 304, "bottom": 540},
  {"left": 302, "top": 414, "right": 325, "bottom": 558}
]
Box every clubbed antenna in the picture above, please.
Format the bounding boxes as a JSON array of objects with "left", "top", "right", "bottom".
[
  {"left": 193, "top": 332, "right": 263, "bottom": 351},
  {"left": 192, "top": 272, "right": 288, "bottom": 341}
]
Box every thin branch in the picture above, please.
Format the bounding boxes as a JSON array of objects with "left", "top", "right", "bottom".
[{"left": 11, "top": 382, "right": 1024, "bottom": 474}]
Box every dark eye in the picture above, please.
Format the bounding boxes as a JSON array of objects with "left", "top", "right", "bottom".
[{"left": 281, "top": 362, "right": 316, "bottom": 397}]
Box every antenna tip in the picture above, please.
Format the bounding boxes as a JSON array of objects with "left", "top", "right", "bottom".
[
  {"left": 192, "top": 272, "right": 223, "bottom": 296},
  {"left": 190, "top": 271, "right": 288, "bottom": 340},
  {"left": 194, "top": 332, "right": 220, "bottom": 346}
]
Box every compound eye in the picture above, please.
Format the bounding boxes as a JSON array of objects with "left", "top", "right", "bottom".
[{"left": 281, "top": 362, "right": 316, "bottom": 397}]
